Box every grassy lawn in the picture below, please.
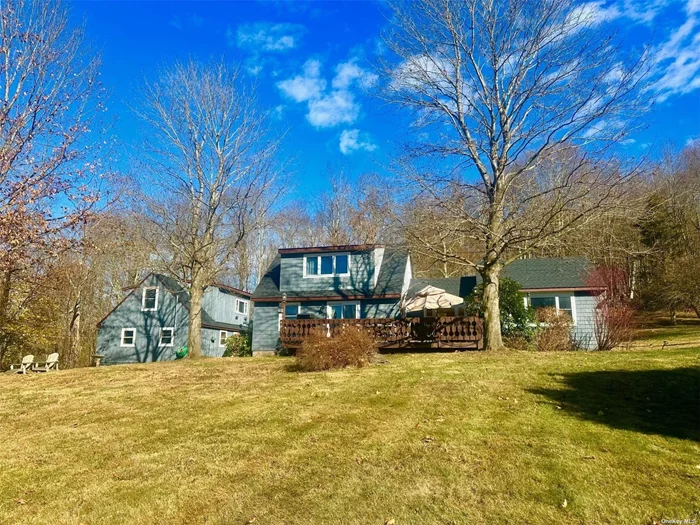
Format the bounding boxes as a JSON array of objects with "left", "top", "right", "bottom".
[
  {"left": 633, "top": 312, "right": 700, "bottom": 346},
  {"left": 1, "top": 346, "right": 698, "bottom": 524}
]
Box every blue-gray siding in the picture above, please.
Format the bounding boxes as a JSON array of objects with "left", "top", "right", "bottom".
[
  {"left": 97, "top": 275, "right": 248, "bottom": 364},
  {"left": 251, "top": 302, "right": 281, "bottom": 353},
  {"left": 96, "top": 275, "right": 189, "bottom": 364},
  {"left": 202, "top": 287, "right": 249, "bottom": 327},
  {"left": 362, "top": 299, "right": 401, "bottom": 318},
  {"left": 572, "top": 292, "right": 597, "bottom": 349},
  {"left": 279, "top": 249, "right": 379, "bottom": 295}
]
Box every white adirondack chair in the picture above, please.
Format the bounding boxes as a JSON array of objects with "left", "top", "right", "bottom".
[
  {"left": 33, "top": 353, "right": 59, "bottom": 372},
  {"left": 9, "top": 355, "right": 34, "bottom": 374}
]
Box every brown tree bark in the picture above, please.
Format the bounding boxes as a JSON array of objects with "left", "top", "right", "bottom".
[
  {"left": 481, "top": 263, "right": 505, "bottom": 351},
  {"left": 187, "top": 272, "right": 205, "bottom": 359},
  {"left": 0, "top": 268, "right": 13, "bottom": 361}
]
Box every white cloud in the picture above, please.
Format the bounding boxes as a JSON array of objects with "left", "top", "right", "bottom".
[
  {"left": 563, "top": 1, "right": 700, "bottom": 104},
  {"left": 570, "top": 0, "right": 672, "bottom": 26},
  {"left": 332, "top": 60, "right": 378, "bottom": 90},
  {"left": 339, "top": 129, "right": 377, "bottom": 155},
  {"left": 235, "top": 22, "right": 306, "bottom": 51},
  {"left": 308, "top": 91, "right": 360, "bottom": 127},
  {"left": 277, "top": 58, "right": 376, "bottom": 129},
  {"left": 651, "top": 1, "right": 700, "bottom": 101},
  {"left": 391, "top": 53, "right": 456, "bottom": 93},
  {"left": 277, "top": 59, "right": 327, "bottom": 102}
]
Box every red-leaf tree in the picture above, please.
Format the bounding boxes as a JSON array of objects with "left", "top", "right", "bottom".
[{"left": 587, "top": 265, "right": 635, "bottom": 350}]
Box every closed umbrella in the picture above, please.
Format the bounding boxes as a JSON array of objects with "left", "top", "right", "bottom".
[{"left": 403, "top": 285, "right": 464, "bottom": 312}]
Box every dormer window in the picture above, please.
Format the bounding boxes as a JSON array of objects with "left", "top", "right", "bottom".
[
  {"left": 142, "top": 287, "right": 158, "bottom": 311},
  {"left": 303, "top": 253, "right": 350, "bottom": 278}
]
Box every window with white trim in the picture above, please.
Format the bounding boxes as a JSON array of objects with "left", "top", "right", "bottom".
[
  {"left": 159, "top": 327, "right": 174, "bottom": 347},
  {"left": 219, "top": 331, "right": 229, "bottom": 347},
  {"left": 525, "top": 294, "right": 577, "bottom": 324},
  {"left": 121, "top": 328, "right": 136, "bottom": 347},
  {"left": 327, "top": 301, "right": 360, "bottom": 319},
  {"left": 142, "top": 287, "right": 158, "bottom": 311},
  {"left": 303, "top": 253, "right": 350, "bottom": 277},
  {"left": 236, "top": 299, "right": 248, "bottom": 315}
]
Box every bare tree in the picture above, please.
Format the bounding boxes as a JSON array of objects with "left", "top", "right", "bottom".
[
  {"left": 315, "top": 167, "right": 353, "bottom": 245},
  {"left": 0, "top": 0, "right": 104, "bottom": 357},
  {"left": 313, "top": 168, "right": 394, "bottom": 246},
  {"left": 136, "top": 60, "right": 283, "bottom": 358},
  {"left": 637, "top": 142, "right": 700, "bottom": 320},
  {"left": 382, "top": 0, "right": 648, "bottom": 349}
]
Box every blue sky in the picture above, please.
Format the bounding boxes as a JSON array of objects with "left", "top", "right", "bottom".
[{"left": 72, "top": 1, "right": 699, "bottom": 198}]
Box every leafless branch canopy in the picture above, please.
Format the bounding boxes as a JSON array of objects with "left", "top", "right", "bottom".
[
  {"left": 136, "top": 59, "right": 284, "bottom": 287},
  {"left": 383, "top": 0, "right": 649, "bottom": 271}
]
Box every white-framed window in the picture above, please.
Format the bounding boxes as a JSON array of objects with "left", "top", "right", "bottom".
[
  {"left": 159, "top": 327, "right": 174, "bottom": 347},
  {"left": 121, "top": 328, "right": 136, "bottom": 347},
  {"left": 525, "top": 294, "right": 577, "bottom": 324},
  {"left": 142, "top": 287, "right": 159, "bottom": 311},
  {"left": 303, "top": 253, "right": 350, "bottom": 278},
  {"left": 327, "top": 301, "right": 360, "bottom": 319},
  {"left": 284, "top": 302, "right": 300, "bottom": 319},
  {"left": 236, "top": 299, "right": 248, "bottom": 315},
  {"left": 219, "top": 330, "right": 229, "bottom": 347}
]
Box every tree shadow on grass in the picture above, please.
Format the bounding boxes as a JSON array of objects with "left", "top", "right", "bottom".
[{"left": 529, "top": 367, "right": 700, "bottom": 441}]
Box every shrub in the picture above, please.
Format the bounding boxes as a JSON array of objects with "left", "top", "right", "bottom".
[
  {"left": 223, "top": 332, "right": 252, "bottom": 357},
  {"left": 504, "top": 334, "right": 533, "bottom": 351},
  {"left": 534, "top": 307, "right": 574, "bottom": 352},
  {"left": 464, "top": 277, "right": 536, "bottom": 341},
  {"left": 296, "top": 324, "right": 378, "bottom": 371},
  {"left": 585, "top": 264, "right": 636, "bottom": 350},
  {"left": 594, "top": 302, "right": 635, "bottom": 351}
]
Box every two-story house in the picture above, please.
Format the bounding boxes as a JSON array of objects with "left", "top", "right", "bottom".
[
  {"left": 251, "top": 244, "right": 412, "bottom": 356},
  {"left": 96, "top": 273, "right": 251, "bottom": 364},
  {"left": 251, "top": 246, "right": 601, "bottom": 354}
]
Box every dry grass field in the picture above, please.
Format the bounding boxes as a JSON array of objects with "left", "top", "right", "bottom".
[{"left": 1, "top": 324, "right": 698, "bottom": 524}]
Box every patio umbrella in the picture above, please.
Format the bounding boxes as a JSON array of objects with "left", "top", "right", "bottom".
[{"left": 403, "top": 285, "right": 465, "bottom": 312}]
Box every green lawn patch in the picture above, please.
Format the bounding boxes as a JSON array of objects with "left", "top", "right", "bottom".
[{"left": 1, "top": 348, "right": 698, "bottom": 524}]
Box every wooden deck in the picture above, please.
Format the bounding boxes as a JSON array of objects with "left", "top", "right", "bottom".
[{"left": 280, "top": 316, "right": 483, "bottom": 350}]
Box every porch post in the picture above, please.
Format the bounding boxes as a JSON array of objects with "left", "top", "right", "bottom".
[{"left": 281, "top": 292, "right": 287, "bottom": 321}]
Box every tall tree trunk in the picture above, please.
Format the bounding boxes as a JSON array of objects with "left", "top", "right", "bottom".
[
  {"left": 0, "top": 268, "right": 11, "bottom": 327},
  {"left": 670, "top": 307, "right": 677, "bottom": 326},
  {"left": 481, "top": 263, "right": 505, "bottom": 351},
  {"left": 187, "top": 270, "right": 205, "bottom": 359},
  {"left": 68, "top": 291, "right": 81, "bottom": 368},
  {"left": 0, "top": 268, "right": 13, "bottom": 361},
  {"left": 481, "top": 191, "right": 505, "bottom": 351}
]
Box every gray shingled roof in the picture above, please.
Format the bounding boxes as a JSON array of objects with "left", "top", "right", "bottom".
[
  {"left": 407, "top": 276, "right": 478, "bottom": 298},
  {"left": 408, "top": 258, "right": 593, "bottom": 299},
  {"left": 498, "top": 257, "right": 592, "bottom": 290},
  {"left": 252, "top": 247, "right": 409, "bottom": 300},
  {"left": 374, "top": 248, "right": 410, "bottom": 295},
  {"left": 251, "top": 255, "right": 282, "bottom": 300}
]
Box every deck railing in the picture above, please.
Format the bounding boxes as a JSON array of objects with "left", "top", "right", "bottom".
[{"left": 280, "top": 316, "right": 483, "bottom": 349}]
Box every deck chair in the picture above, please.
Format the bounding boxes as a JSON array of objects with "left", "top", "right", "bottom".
[
  {"left": 33, "top": 353, "right": 59, "bottom": 372},
  {"left": 9, "top": 355, "right": 34, "bottom": 374}
]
